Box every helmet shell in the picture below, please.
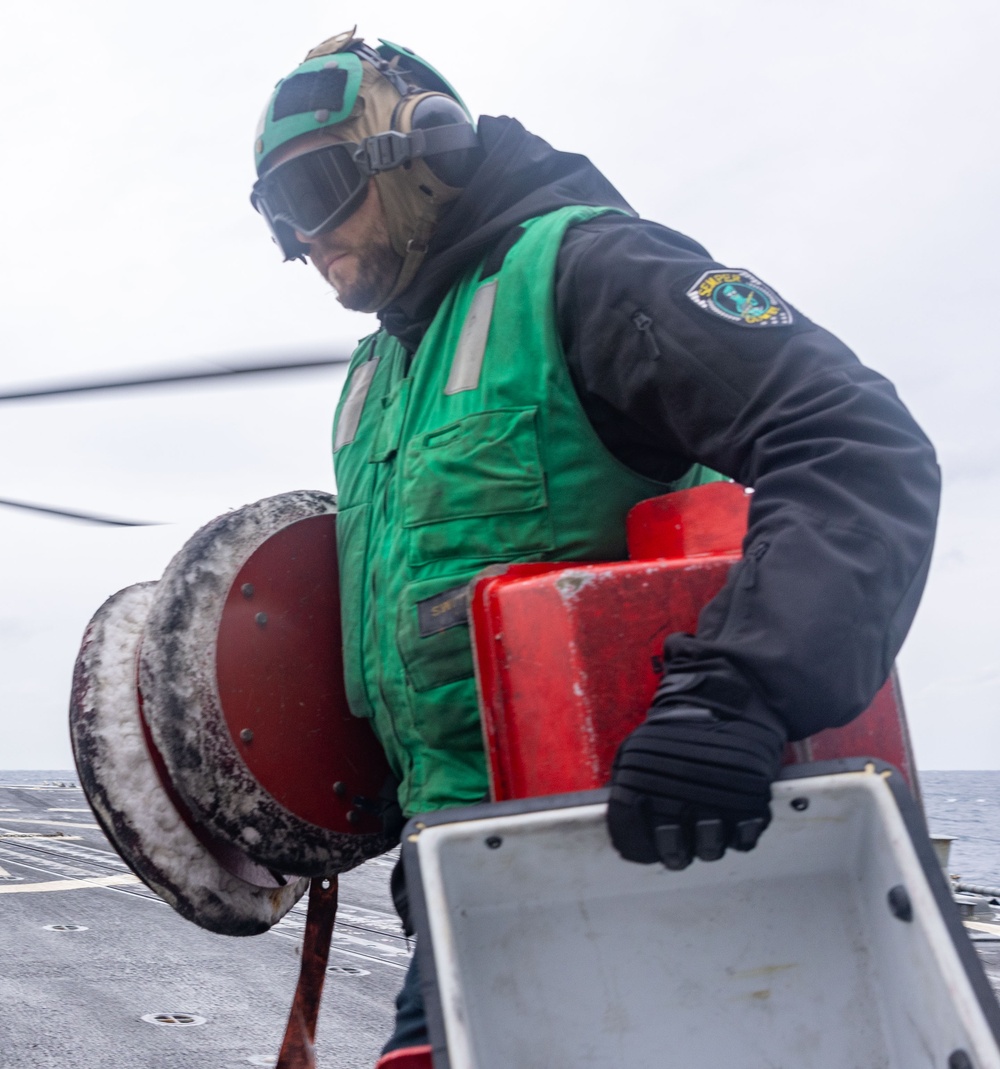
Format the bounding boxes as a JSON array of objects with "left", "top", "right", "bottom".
[
  {"left": 376, "top": 38, "right": 472, "bottom": 119},
  {"left": 254, "top": 37, "right": 471, "bottom": 177},
  {"left": 254, "top": 51, "right": 364, "bottom": 175}
]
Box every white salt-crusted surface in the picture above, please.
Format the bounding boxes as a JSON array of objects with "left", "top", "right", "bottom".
[
  {"left": 70, "top": 583, "right": 307, "bottom": 936},
  {"left": 140, "top": 491, "right": 394, "bottom": 876}
]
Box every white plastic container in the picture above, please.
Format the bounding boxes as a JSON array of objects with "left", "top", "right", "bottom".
[{"left": 403, "top": 761, "right": 1000, "bottom": 1069}]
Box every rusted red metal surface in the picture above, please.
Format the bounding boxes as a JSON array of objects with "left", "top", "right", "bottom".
[
  {"left": 215, "top": 514, "right": 390, "bottom": 833},
  {"left": 472, "top": 483, "right": 915, "bottom": 802},
  {"left": 276, "top": 876, "right": 340, "bottom": 1069}
]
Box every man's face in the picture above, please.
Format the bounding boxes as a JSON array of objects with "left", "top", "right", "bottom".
[{"left": 266, "top": 131, "right": 402, "bottom": 312}]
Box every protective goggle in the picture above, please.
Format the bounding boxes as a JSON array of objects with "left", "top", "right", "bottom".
[
  {"left": 251, "top": 123, "right": 479, "bottom": 261},
  {"left": 251, "top": 141, "right": 368, "bottom": 262}
]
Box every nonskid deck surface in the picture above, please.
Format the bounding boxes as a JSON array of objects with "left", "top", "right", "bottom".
[
  {"left": 0, "top": 782, "right": 401, "bottom": 1069},
  {"left": 3, "top": 783, "right": 1000, "bottom": 1068}
]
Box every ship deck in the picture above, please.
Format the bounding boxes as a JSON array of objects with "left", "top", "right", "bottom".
[
  {"left": 2, "top": 781, "right": 999, "bottom": 1068},
  {"left": 0, "top": 781, "right": 399, "bottom": 1068}
]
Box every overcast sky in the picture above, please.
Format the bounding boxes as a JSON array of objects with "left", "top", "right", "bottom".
[{"left": 1, "top": 0, "right": 997, "bottom": 771}]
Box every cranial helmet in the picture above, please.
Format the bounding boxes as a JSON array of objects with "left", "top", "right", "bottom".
[{"left": 251, "top": 29, "right": 479, "bottom": 309}]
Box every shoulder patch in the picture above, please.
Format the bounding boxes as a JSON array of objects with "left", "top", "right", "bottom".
[{"left": 685, "top": 269, "right": 793, "bottom": 327}]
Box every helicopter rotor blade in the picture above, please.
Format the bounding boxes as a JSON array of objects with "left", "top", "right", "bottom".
[
  {"left": 0, "top": 497, "right": 162, "bottom": 527},
  {"left": 0, "top": 354, "right": 351, "bottom": 402},
  {"left": 0, "top": 352, "right": 352, "bottom": 525}
]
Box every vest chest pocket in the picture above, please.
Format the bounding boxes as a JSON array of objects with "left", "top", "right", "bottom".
[{"left": 401, "top": 407, "right": 554, "bottom": 567}]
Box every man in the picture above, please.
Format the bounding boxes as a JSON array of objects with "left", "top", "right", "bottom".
[{"left": 251, "top": 30, "right": 940, "bottom": 1065}]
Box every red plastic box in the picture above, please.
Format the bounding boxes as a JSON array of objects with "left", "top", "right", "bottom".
[{"left": 470, "top": 483, "right": 916, "bottom": 802}]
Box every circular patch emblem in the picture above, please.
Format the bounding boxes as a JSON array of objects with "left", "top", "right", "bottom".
[{"left": 685, "top": 269, "right": 793, "bottom": 327}]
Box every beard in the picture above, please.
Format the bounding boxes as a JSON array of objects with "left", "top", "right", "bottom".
[
  {"left": 312, "top": 184, "right": 405, "bottom": 314},
  {"left": 332, "top": 236, "right": 403, "bottom": 313}
]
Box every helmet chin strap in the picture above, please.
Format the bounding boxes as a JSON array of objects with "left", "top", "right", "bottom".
[
  {"left": 381, "top": 225, "right": 437, "bottom": 309},
  {"left": 349, "top": 223, "right": 430, "bottom": 315}
]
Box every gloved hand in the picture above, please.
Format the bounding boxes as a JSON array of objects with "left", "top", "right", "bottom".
[{"left": 607, "top": 702, "right": 786, "bottom": 870}]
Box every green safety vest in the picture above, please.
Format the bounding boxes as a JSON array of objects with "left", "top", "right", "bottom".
[{"left": 333, "top": 204, "right": 723, "bottom": 815}]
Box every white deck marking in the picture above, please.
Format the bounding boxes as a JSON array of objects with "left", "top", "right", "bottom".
[
  {"left": 0, "top": 785, "right": 79, "bottom": 791},
  {"left": 0, "top": 818, "right": 97, "bottom": 830},
  {"left": 0, "top": 834, "right": 81, "bottom": 842},
  {"left": 966, "top": 921, "right": 1000, "bottom": 937},
  {"left": 46, "top": 808, "right": 91, "bottom": 812},
  {"left": 0, "top": 873, "right": 141, "bottom": 894}
]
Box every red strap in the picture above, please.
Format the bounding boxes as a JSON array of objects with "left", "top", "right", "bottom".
[
  {"left": 276, "top": 877, "right": 339, "bottom": 1069},
  {"left": 375, "top": 1045, "right": 434, "bottom": 1069}
]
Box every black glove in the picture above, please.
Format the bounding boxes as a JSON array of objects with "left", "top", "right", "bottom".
[{"left": 607, "top": 703, "right": 786, "bottom": 870}]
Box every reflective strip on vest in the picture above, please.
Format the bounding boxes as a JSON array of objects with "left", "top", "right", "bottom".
[
  {"left": 444, "top": 280, "right": 497, "bottom": 395},
  {"left": 334, "top": 357, "right": 380, "bottom": 451}
]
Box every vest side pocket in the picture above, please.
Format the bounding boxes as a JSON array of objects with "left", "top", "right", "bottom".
[
  {"left": 401, "top": 407, "right": 555, "bottom": 567},
  {"left": 396, "top": 575, "right": 476, "bottom": 694},
  {"left": 335, "top": 502, "right": 376, "bottom": 719}
]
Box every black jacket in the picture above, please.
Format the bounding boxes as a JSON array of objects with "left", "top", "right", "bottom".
[{"left": 380, "top": 116, "right": 940, "bottom": 741}]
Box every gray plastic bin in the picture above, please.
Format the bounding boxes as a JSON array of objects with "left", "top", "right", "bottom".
[{"left": 403, "top": 761, "right": 1000, "bottom": 1069}]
